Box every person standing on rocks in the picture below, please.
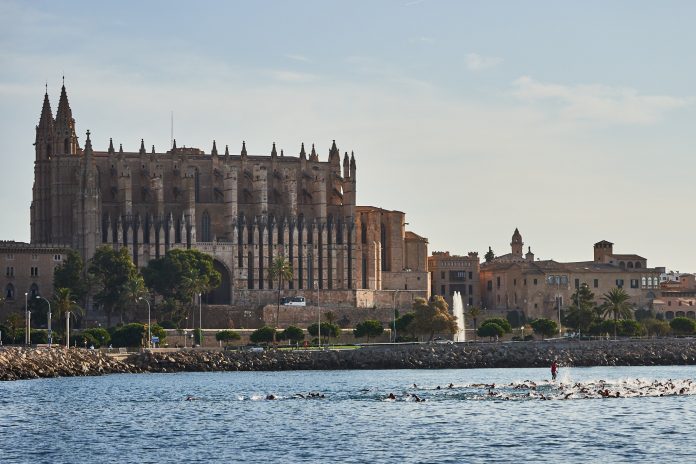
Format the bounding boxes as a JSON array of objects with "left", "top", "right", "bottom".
[{"left": 551, "top": 360, "right": 558, "bottom": 381}]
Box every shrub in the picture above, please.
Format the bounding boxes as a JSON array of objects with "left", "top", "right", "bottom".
[
  {"left": 216, "top": 330, "right": 241, "bottom": 345},
  {"left": 481, "top": 318, "right": 512, "bottom": 333},
  {"left": 249, "top": 326, "right": 276, "bottom": 344},
  {"left": 670, "top": 317, "right": 696, "bottom": 335},
  {"left": 280, "top": 326, "right": 304, "bottom": 344},
  {"left": 158, "top": 320, "right": 176, "bottom": 329},
  {"left": 82, "top": 328, "right": 110, "bottom": 348},
  {"left": 618, "top": 319, "right": 644, "bottom": 337},
  {"left": 353, "top": 320, "right": 384, "bottom": 342},
  {"left": 72, "top": 332, "right": 99, "bottom": 348},
  {"left": 308, "top": 322, "right": 340, "bottom": 340},
  {"left": 641, "top": 318, "right": 671, "bottom": 337},
  {"left": 477, "top": 323, "right": 504, "bottom": 340},
  {"left": 110, "top": 323, "right": 146, "bottom": 348}
]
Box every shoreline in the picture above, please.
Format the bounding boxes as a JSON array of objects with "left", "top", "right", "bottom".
[{"left": 2, "top": 338, "right": 696, "bottom": 381}]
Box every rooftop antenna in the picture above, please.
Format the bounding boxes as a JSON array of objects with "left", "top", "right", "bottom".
[{"left": 170, "top": 111, "right": 174, "bottom": 148}]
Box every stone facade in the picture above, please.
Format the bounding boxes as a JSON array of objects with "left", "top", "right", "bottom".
[
  {"left": 29, "top": 85, "right": 428, "bottom": 316},
  {"left": 480, "top": 230, "right": 663, "bottom": 321},
  {"left": 428, "top": 251, "right": 480, "bottom": 308}
]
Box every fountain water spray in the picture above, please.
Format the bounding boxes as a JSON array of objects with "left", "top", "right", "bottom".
[{"left": 453, "top": 291, "right": 465, "bottom": 342}]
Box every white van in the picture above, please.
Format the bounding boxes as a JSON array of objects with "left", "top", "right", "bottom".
[{"left": 281, "top": 296, "right": 306, "bottom": 306}]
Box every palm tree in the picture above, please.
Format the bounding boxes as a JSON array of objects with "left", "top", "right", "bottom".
[
  {"left": 122, "top": 273, "right": 147, "bottom": 323},
  {"left": 53, "top": 288, "right": 84, "bottom": 334},
  {"left": 268, "top": 256, "right": 293, "bottom": 344},
  {"left": 601, "top": 287, "right": 633, "bottom": 339},
  {"left": 467, "top": 306, "right": 481, "bottom": 341}
]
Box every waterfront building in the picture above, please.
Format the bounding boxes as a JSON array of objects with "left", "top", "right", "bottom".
[
  {"left": 428, "top": 251, "right": 480, "bottom": 308},
  {"left": 480, "top": 230, "right": 662, "bottom": 321}
]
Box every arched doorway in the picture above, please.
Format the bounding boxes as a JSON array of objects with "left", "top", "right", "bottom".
[{"left": 206, "top": 260, "right": 231, "bottom": 304}]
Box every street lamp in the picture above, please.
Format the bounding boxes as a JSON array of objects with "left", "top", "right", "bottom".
[
  {"left": 36, "top": 295, "right": 52, "bottom": 346},
  {"left": 139, "top": 297, "right": 151, "bottom": 349},
  {"left": 198, "top": 292, "right": 203, "bottom": 347},
  {"left": 24, "top": 292, "right": 29, "bottom": 345},
  {"left": 315, "top": 281, "right": 321, "bottom": 349}
]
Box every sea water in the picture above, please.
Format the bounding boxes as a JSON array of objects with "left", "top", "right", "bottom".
[{"left": 1, "top": 366, "right": 695, "bottom": 463}]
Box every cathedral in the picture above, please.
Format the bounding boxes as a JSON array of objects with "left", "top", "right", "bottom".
[{"left": 29, "top": 84, "right": 429, "bottom": 312}]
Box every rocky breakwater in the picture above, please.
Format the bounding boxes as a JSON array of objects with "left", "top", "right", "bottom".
[
  {"left": 128, "top": 338, "right": 696, "bottom": 373},
  {"left": 0, "top": 347, "right": 137, "bottom": 381}
]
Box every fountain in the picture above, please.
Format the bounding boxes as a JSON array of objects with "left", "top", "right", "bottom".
[{"left": 452, "top": 291, "right": 466, "bottom": 342}]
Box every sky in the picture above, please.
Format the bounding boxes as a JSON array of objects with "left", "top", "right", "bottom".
[{"left": 1, "top": 0, "right": 695, "bottom": 271}]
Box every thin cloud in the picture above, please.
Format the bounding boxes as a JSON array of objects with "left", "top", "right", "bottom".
[
  {"left": 465, "top": 53, "right": 502, "bottom": 71},
  {"left": 512, "top": 76, "right": 692, "bottom": 125},
  {"left": 284, "top": 54, "right": 310, "bottom": 63}
]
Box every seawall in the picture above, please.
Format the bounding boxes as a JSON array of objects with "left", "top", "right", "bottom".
[{"left": 3, "top": 338, "right": 696, "bottom": 381}]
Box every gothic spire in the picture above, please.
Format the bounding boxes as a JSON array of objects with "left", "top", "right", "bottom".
[
  {"left": 139, "top": 138, "right": 146, "bottom": 155},
  {"left": 211, "top": 140, "right": 218, "bottom": 156},
  {"left": 271, "top": 142, "right": 277, "bottom": 157},
  {"left": 55, "top": 82, "right": 73, "bottom": 126},
  {"left": 37, "top": 89, "right": 54, "bottom": 131},
  {"left": 300, "top": 143, "right": 306, "bottom": 160},
  {"left": 241, "top": 141, "right": 247, "bottom": 157},
  {"left": 84, "top": 130, "right": 93, "bottom": 155},
  {"left": 224, "top": 144, "right": 229, "bottom": 157},
  {"left": 310, "top": 143, "right": 318, "bottom": 161},
  {"left": 172, "top": 139, "right": 177, "bottom": 152},
  {"left": 108, "top": 138, "right": 115, "bottom": 155},
  {"left": 343, "top": 152, "right": 350, "bottom": 177}
]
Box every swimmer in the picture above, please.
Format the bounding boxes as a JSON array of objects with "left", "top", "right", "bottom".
[
  {"left": 266, "top": 394, "right": 276, "bottom": 400},
  {"left": 448, "top": 383, "right": 454, "bottom": 389},
  {"left": 185, "top": 395, "right": 196, "bottom": 401},
  {"left": 387, "top": 393, "right": 396, "bottom": 400}
]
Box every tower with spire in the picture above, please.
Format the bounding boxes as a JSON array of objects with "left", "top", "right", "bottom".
[{"left": 511, "top": 228, "right": 523, "bottom": 257}]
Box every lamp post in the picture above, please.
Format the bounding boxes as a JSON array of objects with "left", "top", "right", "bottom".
[
  {"left": 36, "top": 296, "right": 52, "bottom": 346},
  {"left": 24, "top": 292, "right": 28, "bottom": 345},
  {"left": 139, "top": 297, "right": 151, "bottom": 348},
  {"left": 316, "top": 281, "right": 321, "bottom": 349},
  {"left": 65, "top": 311, "right": 71, "bottom": 348},
  {"left": 198, "top": 292, "right": 203, "bottom": 347}
]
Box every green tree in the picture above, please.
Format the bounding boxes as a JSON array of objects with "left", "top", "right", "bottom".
[
  {"left": 268, "top": 256, "right": 293, "bottom": 344},
  {"left": 52, "top": 288, "right": 84, "bottom": 334},
  {"left": 484, "top": 247, "right": 495, "bottom": 263},
  {"left": 353, "top": 320, "right": 384, "bottom": 342},
  {"left": 216, "top": 330, "right": 241, "bottom": 345},
  {"left": 642, "top": 318, "right": 671, "bottom": 337},
  {"left": 670, "top": 317, "right": 696, "bottom": 335},
  {"left": 481, "top": 317, "right": 512, "bottom": 333},
  {"left": 142, "top": 249, "right": 221, "bottom": 320},
  {"left": 123, "top": 273, "right": 148, "bottom": 323},
  {"left": 619, "top": 319, "right": 644, "bottom": 337},
  {"left": 53, "top": 249, "right": 88, "bottom": 305},
  {"left": 564, "top": 284, "right": 601, "bottom": 333},
  {"left": 530, "top": 318, "right": 558, "bottom": 340},
  {"left": 477, "top": 322, "right": 504, "bottom": 340},
  {"left": 89, "top": 246, "right": 140, "bottom": 326},
  {"left": 280, "top": 326, "right": 305, "bottom": 346},
  {"left": 250, "top": 326, "right": 276, "bottom": 344},
  {"left": 395, "top": 312, "right": 416, "bottom": 340},
  {"left": 2, "top": 313, "right": 23, "bottom": 344},
  {"left": 601, "top": 287, "right": 634, "bottom": 339},
  {"left": 409, "top": 296, "right": 458, "bottom": 341},
  {"left": 307, "top": 322, "right": 340, "bottom": 344}
]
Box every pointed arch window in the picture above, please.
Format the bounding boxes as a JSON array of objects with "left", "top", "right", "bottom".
[
  {"left": 30, "top": 283, "right": 39, "bottom": 299},
  {"left": 201, "top": 211, "right": 211, "bottom": 242},
  {"left": 64, "top": 138, "right": 70, "bottom": 154},
  {"left": 5, "top": 283, "right": 15, "bottom": 300}
]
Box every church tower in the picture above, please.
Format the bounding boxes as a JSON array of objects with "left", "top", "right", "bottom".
[
  {"left": 511, "top": 228, "right": 523, "bottom": 257},
  {"left": 31, "top": 88, "right": 56, "bottom": 243}
]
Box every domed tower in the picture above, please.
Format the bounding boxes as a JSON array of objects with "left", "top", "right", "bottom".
[{"left": 511, "top": 228, "right": 523, "bottom": 257}]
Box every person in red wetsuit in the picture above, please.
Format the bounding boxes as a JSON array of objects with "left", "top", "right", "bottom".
[{"left": 551, "top": 361, "right": 558, "bottom": 381}]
